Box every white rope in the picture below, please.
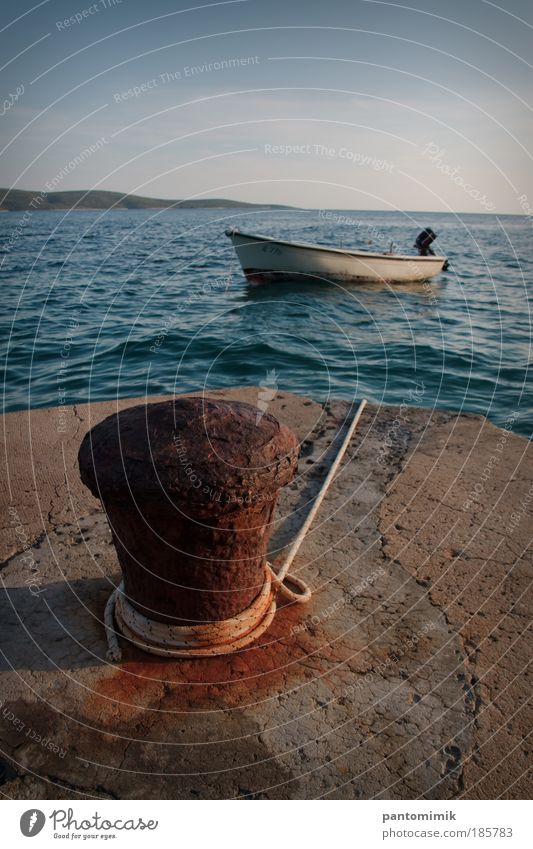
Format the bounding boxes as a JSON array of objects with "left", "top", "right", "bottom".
[
  {"left": 275, "top": 398, "right": 367, "bottom": 592},
  {"left": 105, "top": 563, "right": 303, "bottom": 661},
  {"left": 104, "top": 399, "right": 367, "bottom": 661}
]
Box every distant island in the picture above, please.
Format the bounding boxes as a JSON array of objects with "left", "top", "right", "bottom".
[{"left": 0, "top": 189, "right": 292, "bottom": 213}]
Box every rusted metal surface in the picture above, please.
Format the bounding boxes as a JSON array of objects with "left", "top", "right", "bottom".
[{"left": 78, "top": 397, "right": 299, "bottom": 624}]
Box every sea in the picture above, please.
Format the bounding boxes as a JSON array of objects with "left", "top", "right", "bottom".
[{"left": 1, "top": 207, "right": 531, "bottom": 437}]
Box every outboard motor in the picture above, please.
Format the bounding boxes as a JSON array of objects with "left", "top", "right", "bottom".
[{"left": 414, "top": 227, "right": 437, "bottom": 256}]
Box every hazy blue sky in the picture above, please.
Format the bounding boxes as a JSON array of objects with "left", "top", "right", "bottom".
[{"left": 1, "top": 0, "right": 532, "bottom": 211}]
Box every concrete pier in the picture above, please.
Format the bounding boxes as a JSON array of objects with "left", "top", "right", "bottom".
[{"left": 0, "top": 389, "right": 531, "bottom": 799}]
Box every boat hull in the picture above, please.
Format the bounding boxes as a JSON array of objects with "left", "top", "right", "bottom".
[{"left": 226, "top": 230, "right": 447, "bottom": 286}]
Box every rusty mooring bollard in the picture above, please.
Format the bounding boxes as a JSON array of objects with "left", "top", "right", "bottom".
[{"left": 78, "top": 397, "right": 299, "bottom": 650}]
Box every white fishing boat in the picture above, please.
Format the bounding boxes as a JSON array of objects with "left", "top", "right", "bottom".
[{"left": 226, "top": 228, "right": 447, "bottom": 286}]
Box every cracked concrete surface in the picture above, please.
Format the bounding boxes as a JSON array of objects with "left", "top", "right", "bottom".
[
  {"left": 0, "top": 390, "right": 531, "bottom": 799},
  {"left": 379, "top": 410, "right": 532, "bottom": 799}
]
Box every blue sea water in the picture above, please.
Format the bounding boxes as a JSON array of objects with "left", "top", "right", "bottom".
[{"left": 1, "top": 207, "right": 532, "bottom": 437}]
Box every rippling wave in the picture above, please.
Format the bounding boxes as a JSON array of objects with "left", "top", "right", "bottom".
[{"left": 1, "top": 208, "right": 531, "bottom": 437}]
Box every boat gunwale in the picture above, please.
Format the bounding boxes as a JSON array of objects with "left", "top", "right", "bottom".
[{"left": 226, "top": 229, "right": 446, "bottom": 263}]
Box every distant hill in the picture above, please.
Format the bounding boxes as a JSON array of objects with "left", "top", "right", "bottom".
[{"left": 0, "top": 189, "right": 291, "bottom": 212}]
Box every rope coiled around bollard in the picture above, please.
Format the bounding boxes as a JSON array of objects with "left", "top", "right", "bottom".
[
  {"left": 103, "top": 399, "right": 366, "bottom": 662},
  {"left": 104, "top": 563, "right": 310, "bottom": 662}
]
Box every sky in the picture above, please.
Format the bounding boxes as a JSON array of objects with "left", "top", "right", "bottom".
[{"left": 0, "top": 0, "right": 532, "bottom": 212}]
